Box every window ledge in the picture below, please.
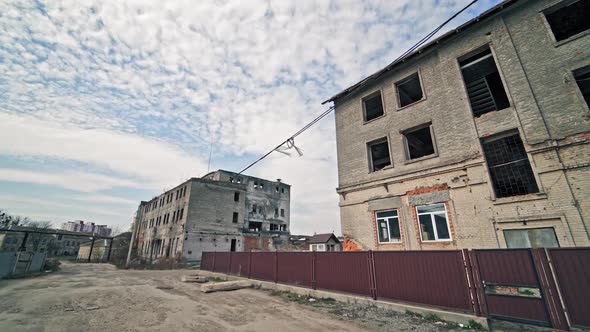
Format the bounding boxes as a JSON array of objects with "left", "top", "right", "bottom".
[
  {"left": 377, "top": 241, "right": 402, "bottom": 245},
  {"left": 396, "top": 97, "right": 427, "bottom": 111},
  {"left": 368, "top": 164, "right": 394, "bottom": 174},
  {"left": 403, "top": 153, "right": 438, "bottom": 165},
  {"left": 553, "top": 29, "right": 590, "bottom": 47},
  {"left": 420, "top": 239, "right": 453, "bottom": 243},
  {"left": 492, "top": 192, "right": 548, "bottom": 205},
  {"left": 363, "top": 113, "right": 386, "bottom": 125}
]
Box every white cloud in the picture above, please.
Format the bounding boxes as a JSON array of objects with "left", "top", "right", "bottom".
[{"left": 0, "top": 0, "right": 500, "bottom": 234}]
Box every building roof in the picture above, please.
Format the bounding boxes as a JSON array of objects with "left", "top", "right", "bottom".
[
  {"left": 322, "top": 0, "right": 518, "bottom": 104},
  {"left": 308, "top": 233, "right": 340, "bottom": 244}
]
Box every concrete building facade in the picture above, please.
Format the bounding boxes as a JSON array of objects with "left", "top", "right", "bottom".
[
  {"left": 326, "top": 0, "right": 590, "bottom": 251},
  {"left": 133, "top": 170, "right": 291, "bottom": 262},
  {"left": 61, "top": 220, "right": 112, "bottom": 237}
]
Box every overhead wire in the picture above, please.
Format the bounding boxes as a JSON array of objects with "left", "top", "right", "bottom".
[{"left": 237, "top": 0, "right": 480, "bottom": 174}]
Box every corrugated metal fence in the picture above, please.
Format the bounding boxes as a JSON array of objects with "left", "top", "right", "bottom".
[{"left": 201, "top": 248, "right": 590, "bottom": 331}]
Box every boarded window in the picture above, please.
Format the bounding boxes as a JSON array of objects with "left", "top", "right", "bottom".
[
  {"left": 232, "top": 212, "right": 238, "bottom": 223},
  {"left": 396, "top": 73, "right": 423, "bottom": 107},
  {"left": 574, "top": 66, "right": 590, "bottom": 107},
  {"left": 362, "top": 91, "right": 384, "bottom": 122},
  {"left": 460, "top": 47, "right": 509, "bottom": 116},
  {"left": 482, "top": 132, "right": 539, "bottom": 198},
  {"left": 368, "top": 138, "right": 391, "bottom": 172},
  {"left": 404, "top": 125, "right": 435, "bottom": 160},
  {"left": 504, "top": 228, "right": 559, "bottom": 248},
  {"left": 545, "top": 0, "right": 590, "bottom": 41}
]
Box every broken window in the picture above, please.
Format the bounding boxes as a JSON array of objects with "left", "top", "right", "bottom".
[
  {"left": 270, "top": 224, "right": 279, "bottom": 231},
  {"left": 254, "top": 182, "right": 258, "bottom": 189},
  {"left": 252, "top": 204, "right": 257, "bottom": 213},
  {"left": 403, "top": 125, "right": 435, "bottom": 160},
  {"left": 274, "top": 208, "right": 279, "bottom": 217},
  {"left": 280, "top": 208, "right": 285, "bottom": 217},
  {"left": 232, "top": 212, "right": 239, "bottom": 223},
  {"left": 460, "top": 47, "right": 510, "bottom": 116},
  {"left": 396, "top": 73, "right": 424, "bottom": 107},
  {"left": 574, "top": 65, "right": 590, "bottom": 107},
  {"left": 248, "top": 222, "right": 262, "bottom": 232},
  {"left": 504, "top": 228, "right": 559, "bottom": 248},
  {"left": 275, "top": 186, "right": 279, "bottom": 193},
  {"left": 545, "top": 0, "right": 590, "bottom": 41},
  {"left": 368, "top": 138, "right": 391, "bottom": 172},
  {"left": 234, "top": 192, "right": 240, "bottom": 202},
  {"left": 482, "top": 132, "right": 539, "bottom": 198},
  {"left": 362, "top": 91, "right": 384, "bottom": 122},
  {"left": 376, "top": 210, "right": 401, "bottom": 243},
  {"left": 417, "top": 204, "right": 451, "bottom": 242},
  {"left": 281, "top": 188, "right": 285, "bottom": 194}
]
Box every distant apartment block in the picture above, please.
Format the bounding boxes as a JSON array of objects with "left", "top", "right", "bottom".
[
  {"left": 130, "top": 170, "right": 291, "bottom": 262},
  {"left": 61, "top": 220, "right": 112, "bottom": 237},
  {"left": 326, "top": 0, "right": 590, "bottom": 251}
]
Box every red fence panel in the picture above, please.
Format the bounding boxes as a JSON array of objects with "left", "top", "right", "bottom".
[
  {"left": 373, "top": 250, "right": 472, "bottom": 312},
  {"left": 250, "top": 252, "right": 276, "bottom": 282},
  {"left": 277, "top": 252, "right": 313, "bottom": 288},
  {"left": 548, "top": 248, "right": 590, "bottom": 329},
  {"left": 230, "top": 252, "right": 250, "bottom": 277},
  {"left": 213, "top": 252, "right": 231, "bottom": 274},
  {"left": 201, "top": 252, "right": 213, "bottom": 271},
  {"left": 315, "top": 252, "right": 372, "bottom": 297}
]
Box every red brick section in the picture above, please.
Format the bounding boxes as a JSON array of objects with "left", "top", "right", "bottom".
[
  {"left": 405, "top": 184, "right": 449, "bottom": 196},
  {"left": 343, "top": 235, "right": 363, "bottom": 251},
  {"left": 243, "top": 235, "right": 272, "bottom": 251}
]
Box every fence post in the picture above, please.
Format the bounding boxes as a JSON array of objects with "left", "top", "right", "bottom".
[
  {"left": 462, "top": 249, "right": 481, "bottom": 316},
  {"left": 311, "top": 251, "right": 317, "bottom": 290},
  {"left": 274, "top": 251, "right": 278, "bottom": 283},
  {"left": 531, "top": 248, "right": 569, "bottom": 331},
  {"left": 248, "top": 250, "right": 252, "bottom": 279},
  {"left": 368, "top": 250, "right": 377, "bottom": 300},
  {"left": 228, "top": 251, "right": 233, "bottom": 275},
  {"left": 467, "top": 250, "right": 488, "bottom": 317},
  {"left": 212, "top": 251, "right": 216, "bottom": 272}
]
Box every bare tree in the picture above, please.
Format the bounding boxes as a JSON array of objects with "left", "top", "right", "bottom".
[{"left": 20, "top": 220, "right": 53, "bottom": 252}]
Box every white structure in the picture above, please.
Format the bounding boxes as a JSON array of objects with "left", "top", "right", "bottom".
[{"left": 61, "top": 220, "right": 112, "bottom": 237}]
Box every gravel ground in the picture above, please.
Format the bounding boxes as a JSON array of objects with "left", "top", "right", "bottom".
[{"left": 0, "top": 263, "right": 476, "bottom": 332}]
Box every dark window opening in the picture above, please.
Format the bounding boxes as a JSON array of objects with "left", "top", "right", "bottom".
[
  {"left": 482, "top": 132, "right": 539, "bottom": 198},
  {"left": 248, "top": 222, "right": 262, "bottom": 232},
  {"left": 281, "top": 188, "right": 285, "bottom": 193},
  {"left": 460, "top": 47, "right": 509, "bottom": 116},
  {"left": 363, "top": 91, "right": 384, "bottom": 122},
  {"left": 404, "top": 125, "right": 435, "bottom": 160},
  {"left": 232, "top": 212, "right": 238, "bottom": 223},
  {"left": 545, "top": 0, "right": 590, "bottom": 41},
  {"left": 368, "top": 138, "right": 391, "bottom": 172},
  {"left": 280, "top": 208, "right": 285, "bottom": 217},
  {"left": 230, "top": 239, "right": 237, "bottom": 252},
  {"left": 275, "top": 208, "right": 279, "bottom": 217},
  {"left": 234, "top": 192, "right": 240, "bottom": 202},
  {"left": 252, "top": 204, "right": 257, "bottom": 213},
  {"left": 270, "top": 224, "right": 279, "bottom": 231},
  {"left": 396, "top": 73, "right": 423, "bottom": 107},
  {"left": 574, "top": 66, "right": 590, "bottom": 107}
]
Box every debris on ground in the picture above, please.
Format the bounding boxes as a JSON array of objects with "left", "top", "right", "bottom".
[
  {"left": 200, "top": 280, "right": 251, "bottom": 293},
  {"left": 156, "top": 286, "right": 174, "bottom": 290},
  {"left": 181, "top": 275, "right": 208, "bottom": 283}
]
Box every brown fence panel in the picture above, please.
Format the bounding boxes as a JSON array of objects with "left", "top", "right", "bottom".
[
  {"left": 230, "top": 252, "right": 250, "bottom": 277},
  {"left": 277, "top": 252, "right": 313, "bottom": 288},
  {"left": 549, "top": 248, "right": 590, "bottom": 329},
  {"left": 373, "top": 250, "right": 472, "bottom": 312},
  {"left": 250, "top": 252, "right": 276, "bottom": 282},
  {"left": 474, "top": 249, "right": 549, "bottom": 325},
  {"left": 201, "top": 252, "right": 213, "bottom": 271},
  {"left": 315, "top": 252, "right": 372, "bottom": 297},
  {"left": 213, "top": 252, "right": 231, "bottom": 274}
]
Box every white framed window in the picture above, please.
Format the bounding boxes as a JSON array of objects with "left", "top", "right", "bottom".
[
  {"left": 416, "top": 204, "right": 451, "bottom": 242},
  {"left": 376, "top": 210, "right": 401, "bottom": 243}
]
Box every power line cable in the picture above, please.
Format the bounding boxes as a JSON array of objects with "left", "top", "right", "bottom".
[{"left": 237, "top": 0, "right": 480, "bottom": 174}]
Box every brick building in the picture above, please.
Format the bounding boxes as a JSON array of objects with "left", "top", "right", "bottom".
[
  {"left": 325, "top": 0, "right": 590, "bottom": 251},
  {"left": 131, "top": 170, "right": 291, "bottom": 262}
]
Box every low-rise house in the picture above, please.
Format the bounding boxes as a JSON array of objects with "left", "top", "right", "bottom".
[{"left": 308, "top": 233, "right": 342, "bottom": 252}]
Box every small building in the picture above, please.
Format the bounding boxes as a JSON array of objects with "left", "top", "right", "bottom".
[{"left": 308, "top": 233, "right": 341, "bottom": 252}]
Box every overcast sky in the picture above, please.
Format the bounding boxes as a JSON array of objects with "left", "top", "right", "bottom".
[{"left": 0, "top": 0, "right": 500, "bottom": 234}]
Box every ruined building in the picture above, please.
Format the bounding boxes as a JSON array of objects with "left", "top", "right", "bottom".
[
  {"left": 325, "top": 0, "right": 590, "bottom": 250},
  {"left": 131, "top": 170, "right": 290, "bottom": 262}
]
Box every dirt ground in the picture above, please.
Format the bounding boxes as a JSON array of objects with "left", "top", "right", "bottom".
[{"left": 0, "top": 263, "right": 468, "bottom": 332}]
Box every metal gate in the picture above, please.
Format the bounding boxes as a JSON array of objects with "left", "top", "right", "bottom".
[{"left": 469, "top": 249, "right": 566, "bottom": 328}]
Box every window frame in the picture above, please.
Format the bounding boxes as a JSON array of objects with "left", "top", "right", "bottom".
[
  {"left": 367, "top": 136, "right": 393, "bottom": 172},
  {"left": 394, "top": 71, "right": 426, "bottom": 110},
  {"left": 541, "top": 0, "right": 590, "bottom": 46},
  {"left": 361, "top": 89, "right": 386, "bottom": 123},
  {"left": 572, "top": 65, "right": 590, "bottom": 110},
  {"left": 503, "top": 227, "right": 560, "bottom": 248},
  {"left": 402, "top": 123, "right": 438, "bottom": 162},
  {"left": 416, "top": 203, "right": 452, "bottom": 242},
  {"left": 375, "top": 209, "right": 402, "bottom": 244}
]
